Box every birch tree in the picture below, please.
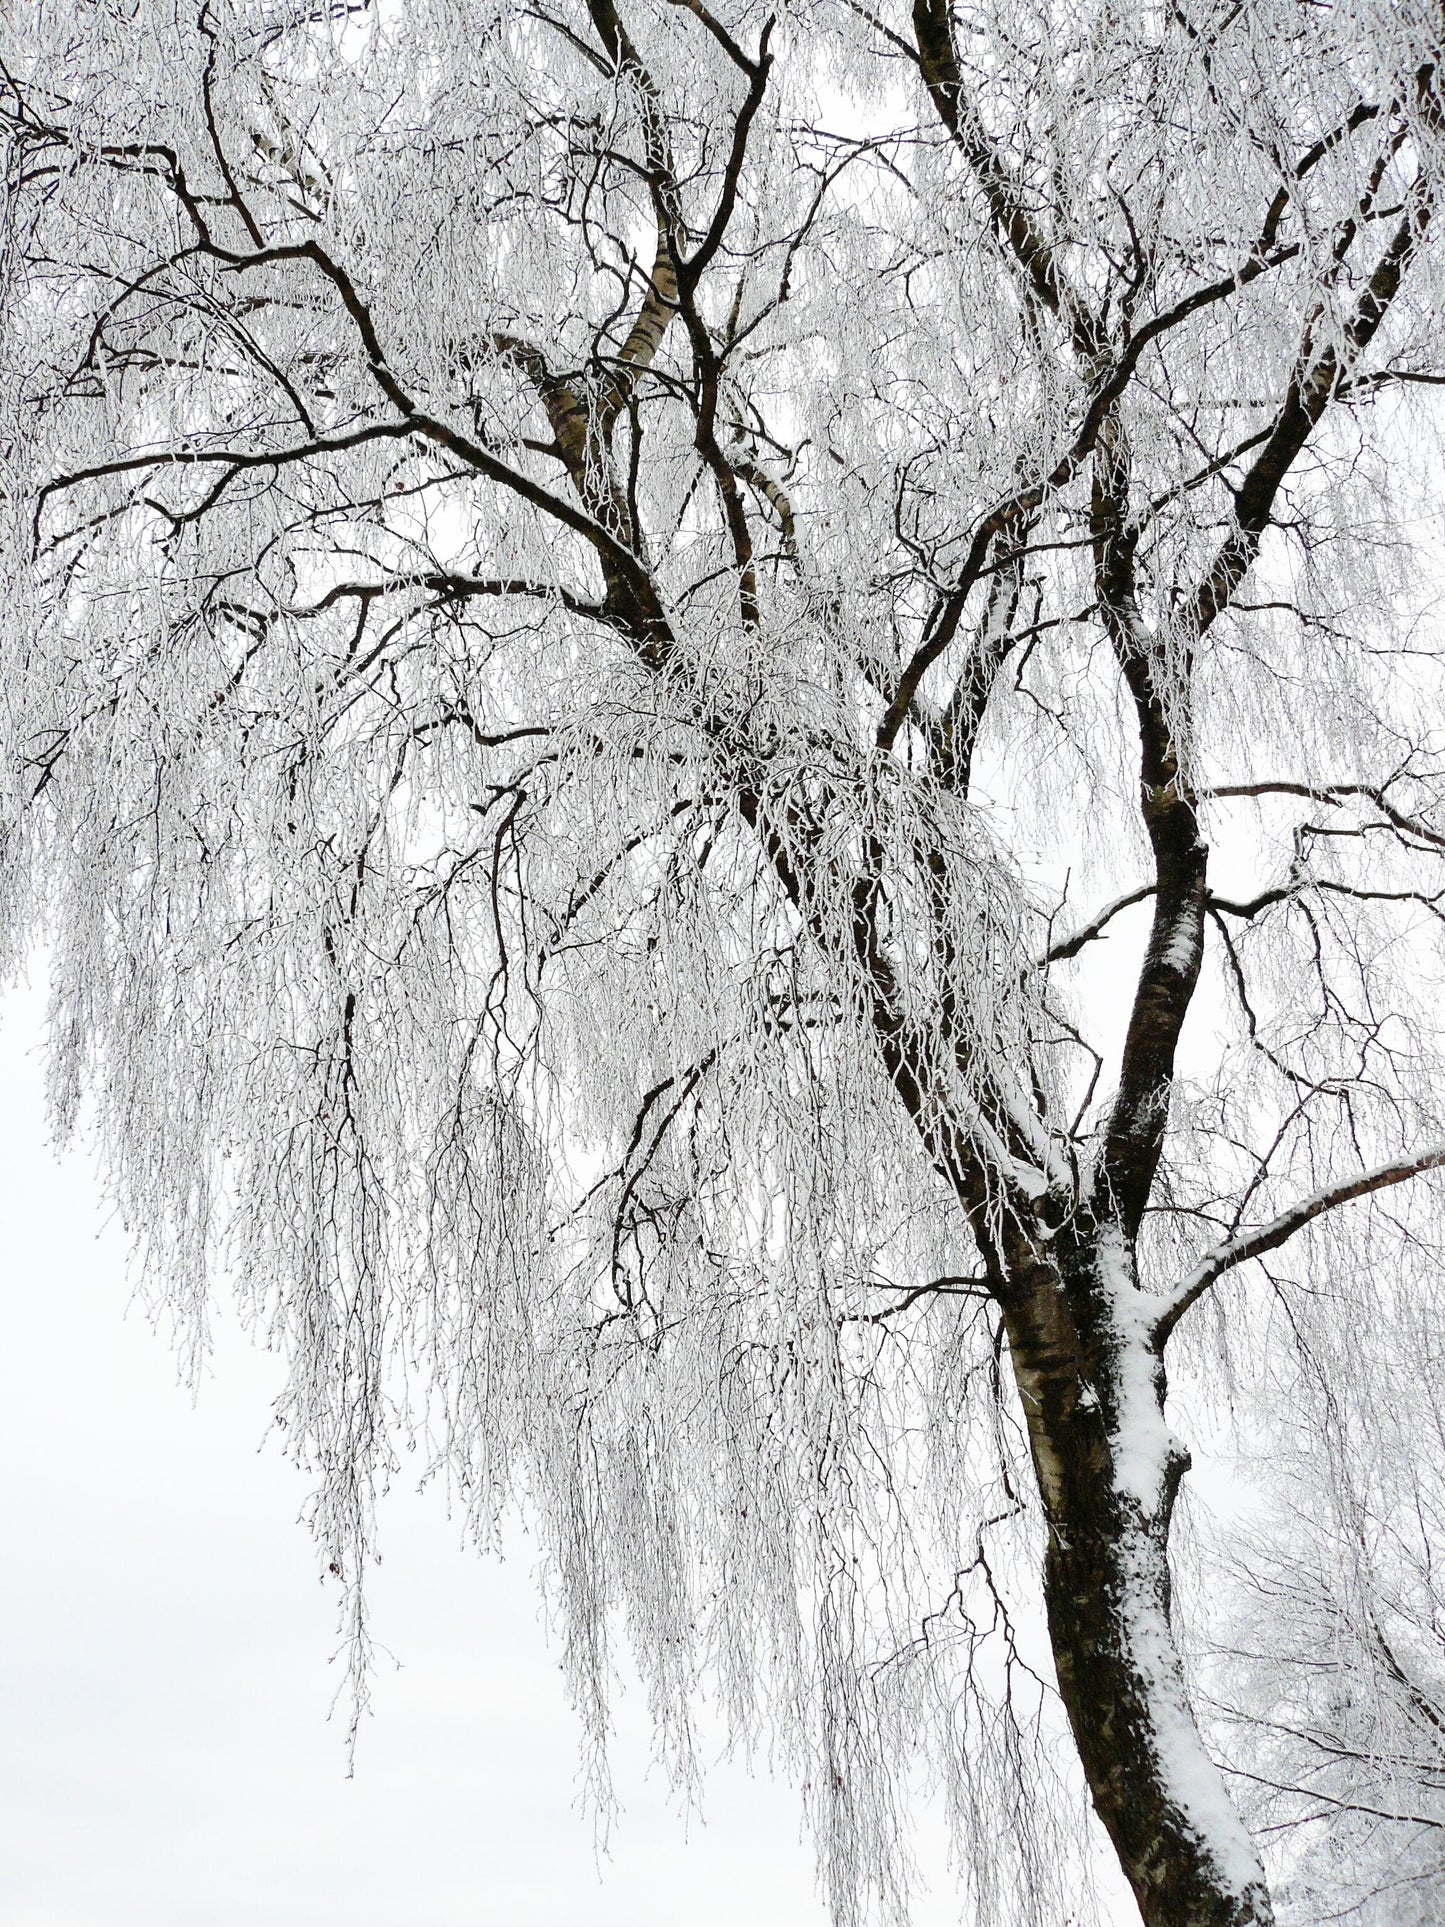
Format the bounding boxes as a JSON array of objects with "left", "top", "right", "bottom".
[{"left": 4, "top": 2, "right": 1445, "bottom": 1923}]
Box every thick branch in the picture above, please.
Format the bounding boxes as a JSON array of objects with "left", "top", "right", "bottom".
[
  {"left": 1091, "top": 411, "right": 1208, "bottom": 1235},
  {"left": 911, "top": 0, "right": 1100, "bottom": 359}
]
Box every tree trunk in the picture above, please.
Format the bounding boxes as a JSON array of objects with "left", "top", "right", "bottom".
[{"left": 1003, "top": 1234, "right": 1274, "bottom": 1927}]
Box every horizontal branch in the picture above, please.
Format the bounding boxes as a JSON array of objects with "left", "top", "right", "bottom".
[
  {"left": 1209, "top": 878, "right": 1445, "bottom": 921},
  {"left": 35, "top": 419, "right": 420, "bottom": 538},
  {"left": 287, "top": 572, "right": 607, "bottom": 622},
  {"left": 838, "top": 1273, "right": 990, "bottom": 1325},
  {"left": 1156, "top": 1141, "right": 1445, "bottom": 1341},
  {"left": 1207, "top": 779, "right": 1445, "bottom": 851}
]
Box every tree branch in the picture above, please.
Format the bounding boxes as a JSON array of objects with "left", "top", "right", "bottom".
[
  {"left": 1207, "top": 779, "right": 1445, "bottom": 852},
  {"left": 1038, "top": 884, "right": 1156, "bottom": 966},
  {"left": 1156, "top": 1141, "right": 1445, "bottom": 1341},
  {"left": 911, "top": 0, "right": 1100, "bottom": 359}
]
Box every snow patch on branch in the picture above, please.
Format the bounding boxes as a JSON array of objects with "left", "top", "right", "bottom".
[
  {"left": 1094, "top": 1224, "right": 1181, "bottom": 1510},
  {"left": 1156, "top": 904, "right": 1203, "bottom": 979}
]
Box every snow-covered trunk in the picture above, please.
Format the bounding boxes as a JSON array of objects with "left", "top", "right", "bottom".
[{"left": 1003, "top": 1233, "right": 1273, "bottom": 1927}]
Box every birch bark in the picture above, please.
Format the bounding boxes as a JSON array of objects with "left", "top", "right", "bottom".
[{"left": 1004, "top": 1232, "right": 1274, "bottom": 1927}]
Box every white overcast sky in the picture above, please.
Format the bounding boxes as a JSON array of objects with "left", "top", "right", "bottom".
[{"left": 0, "top": 973, "right": 1014, "bottom": 1927}]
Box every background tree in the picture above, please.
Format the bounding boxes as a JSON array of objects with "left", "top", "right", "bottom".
[
  {"left": 4, "top": 2, "right": 1445, "bottom": 1923},
  {"left": 1200, "top": 1274, "right": 1445, "bottom": 1924}
]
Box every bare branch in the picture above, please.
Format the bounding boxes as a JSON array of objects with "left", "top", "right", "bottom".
[{"left": 1038, "top": 884, "right": 1156, "bottom": 967}]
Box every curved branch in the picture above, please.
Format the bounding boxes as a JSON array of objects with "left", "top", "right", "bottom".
[{"left": 1156, "top": 1141, "right": 1445, "bottom": 1341}]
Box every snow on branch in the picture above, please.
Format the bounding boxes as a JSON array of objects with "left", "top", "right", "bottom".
[{"left": 1157, "top": 1143, "right": 1445, "bottom": 1341}]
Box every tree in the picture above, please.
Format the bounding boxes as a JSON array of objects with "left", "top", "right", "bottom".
[{"left": 4, "top": 1, "right": 1445, "bottom": 1921}]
